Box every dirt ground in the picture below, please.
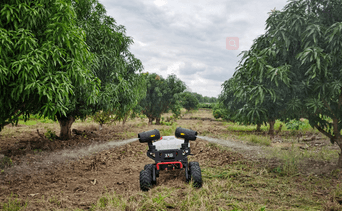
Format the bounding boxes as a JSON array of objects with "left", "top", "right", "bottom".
[
  {"left": 0, "top": 109, "right": 340, "bottom": 210},
  {"left": 0, "top": 110, "right": 234, "bottom": 210}
]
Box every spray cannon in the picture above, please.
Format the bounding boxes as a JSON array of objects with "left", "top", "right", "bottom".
[
  {"left": 138, "top": 129, "right": 160, "bottom": 143},
  {"left": 175, "top": 127, "right": 197, "bottom": 141}
]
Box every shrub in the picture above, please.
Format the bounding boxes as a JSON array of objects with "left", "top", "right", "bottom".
[{"left": 285, "top": 119, "right": 306, "bottom": 130}]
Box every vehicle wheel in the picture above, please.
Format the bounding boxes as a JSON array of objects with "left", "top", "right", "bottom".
[
  {"left": 140, "top": 169, "right": 152, "bottom": 191},
  {"left": 185, "top": 164, "right": 191, "bottom": 183},
  {"left": 189, "top": 161, "right": 199, "bottom": 168},
  {"left": 144, "top": 164, "right": 156, "bottom": 185},
  {"left": 190, "top": 164, "right": 202, "bottom": 188},
  {"left": 144, "top": 164, "right": 153, "bottom": 171}
]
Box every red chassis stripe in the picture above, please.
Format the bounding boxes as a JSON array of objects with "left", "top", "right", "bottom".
[{"left": 156, "top": 161, "right": 183, "bottom": 170}]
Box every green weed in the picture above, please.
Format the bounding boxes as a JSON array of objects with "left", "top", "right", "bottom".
[
  {"left": 91, "top": 192, "right": 127, "bottom": 210},
  {"left": 1, "top": 193, "right": 27, "bottom": 211},
  {"left": 0, "top": 156, "right": 13, "bottom": 169},
  {"left": 44, "top": 128, "right": 57, "bottom": 141},
  {"left": 49, "top": 196, "right": 61, "bottom": 206}
]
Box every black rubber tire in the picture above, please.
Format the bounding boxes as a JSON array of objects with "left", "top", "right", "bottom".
[
  {"left": 189, "top": 161, "right": 199, "bottom": 168},
  {"left": 190, "top": 164, "right": 202, "bottom": 188},
  {"left": 140, "top": 169, "right": 153, "bottom": 191},
  {"left": 185, "top": 165, "right": 191, "bottom": 183},
  {"left": 144, "top": 164, "right": 156, "bottom": 185},
  {"left": 144, "top": 164, "right": 153, "bottom": 171}
]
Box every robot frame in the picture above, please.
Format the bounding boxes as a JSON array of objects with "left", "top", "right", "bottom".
[{"left": 138, "top": 127, "right": 202, "bottom": 191}]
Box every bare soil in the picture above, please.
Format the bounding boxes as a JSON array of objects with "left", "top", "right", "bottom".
[{"left": 0, "top": 109, "right": 341, "bottom": 210}]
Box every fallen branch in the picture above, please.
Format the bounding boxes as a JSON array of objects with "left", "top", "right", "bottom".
[{"left": 37, "top": 129, "right": 48, "bottom": 141}]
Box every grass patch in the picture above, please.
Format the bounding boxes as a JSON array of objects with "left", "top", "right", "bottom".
[
  {"left": 247, "top": 135, "right": 271, "bottom": 146},
  {"left": 17, "top": 120, "right": 38, "bottom": 126},
  {"left": 0, "top": 193, "right": 27, "bottom": 211},
  {"left": 119, "top": 131, "right": 136, "bottom": 139},
  {"left": 18, "top": 118, "right": 55, "bottom": 125},
  {"left": 136, "top": 122, "right": 148, "bottom": 127},
  {"left": 267, "top": 143, "right": 339, "bottom": 168},
  {"left": 222, "top": 119, "right": 317, "bottom": 135},
  {"left": 225, "top": 123, "right": 261, "bottom": 132},
  {"left": 87, "top": 157, "right": 334, "bottom": 210}
]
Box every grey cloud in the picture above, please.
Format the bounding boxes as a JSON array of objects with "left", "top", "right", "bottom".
[
  {"left": 99, "top": 0, "right": 290, "bottom": 97},
  {"left": 178, "top": 62, "right": 206, "bottom": 75}
]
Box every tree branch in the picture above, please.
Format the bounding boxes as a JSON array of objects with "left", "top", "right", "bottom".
[
  {"left": 314, "top": 124, "right": 333, "bottom": 139},
  {"left": 332, "top": 117, "right": 341, "bottom": 139},
  {"left": 0, "top": 109, "right": 25, "bottom": 131},
  {"left": 0, "top": 122, "right": 11, "bottom": 130},
  {"left": 339, "top": 88, "right": 342, "bottom": 110},
  {"left": 322, "top": 99, "right": 336, "bottom": 119}
]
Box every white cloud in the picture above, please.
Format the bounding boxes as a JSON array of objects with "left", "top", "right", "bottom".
[
  {"left": 153, "top": 0, "right": 167, "bottom": 7},
  {"left": 134, "top": 39, "right": 147, "bottom": 47}
]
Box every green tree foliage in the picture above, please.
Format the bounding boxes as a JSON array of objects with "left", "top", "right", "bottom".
[
  {"left": 222, "top": 0, "right": 342, "bottom": 166},
  {"left": 209, "top": 97, "right": 218, "bottom": 103},
  {"left": 0, "top": 0, "right": 98, "bottom": 132},
  {"left": 109, "top": 70, "right": 147, "bottom": 125},
  {"left": 265, "top": 0, "right": 342, "bottom": 161},
  {"left": 230, "top": 31, "right": 292, "bottom": 134},
  {"left": 180, "top": 91, "right": 199, "bottom": 111},
  {"left": 216, "top": 77, "right": 265, "bottom": 131},
  {"left": 191, "top": 92, "right": 217, "bottom": 103},
  {"left": 139, "top": 73, "right": 186, "bottom": 124},
  {"left": 54, "top": 0, "right": 145, "bottom": 139},
  {"left": 192, "top": 92, "right": 204, "bottom": 103}
]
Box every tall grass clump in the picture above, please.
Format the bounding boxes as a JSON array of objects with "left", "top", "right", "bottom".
[
  {"left": 159, "top": 123, "right": 178, "bottom": 136},
  {"left": 269, "top": 143, "right": 300, "bottom": 176},
  {"left": 249, "top": 135, "right": 271, "bottom": 146}
]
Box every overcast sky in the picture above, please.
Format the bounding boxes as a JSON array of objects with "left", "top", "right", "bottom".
[{"left": 98, "top": 0, "right": 291, "bottom": 98}]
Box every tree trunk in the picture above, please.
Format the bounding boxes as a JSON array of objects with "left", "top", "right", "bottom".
[
  {"left": 337, "top": 137, "right": 342, "bottom": 168},
  {"left": 156, "top": 118, "right": 161, "bottom": 125},
  {"left": 276, "top": 124, "right": 283, "bottom": 134},
  {"left": 256, "top": 123, "right": 261, "bottom": 132},
  {"left": 268, "top": 119, "right": 275, "bottom": 135},
  {"left": 57, "top": 115, "right": 75, "bottom": 140},
  {"left": 338, "top": 150, "right": 342, "bottom": 168},
  {"left": 148, "top": 117, "right": 154, "bottom": 125},
  {"left": 122, "top": 115, "right": 128, "bottom": 126}
]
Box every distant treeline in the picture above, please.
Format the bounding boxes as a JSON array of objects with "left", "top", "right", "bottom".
[{"left": 191, "top": 93, "right": 217, "bottom": 103}]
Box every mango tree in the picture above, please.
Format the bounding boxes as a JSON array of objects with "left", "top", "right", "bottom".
[
  {"left": 246, "top": 0, "right": 342, "bottom": 166},
  {"left": 218, "top": 77, "right": 265, "bottom": 132},
  {"left": 231, "top": 31, "right": 293, "bottom": 135},
  {"left": 0, "top": 0, "right": 98, "bottom": 132},
  {"left": 180, "top": 91, "right": 199, "bottom": 111},
  {"left": 219, "top": 31, "right": 290, "bottom": 135},
  {"left": 109, "top": 69, "right": 147, "bottom": 126},
  {"left": 139, "top": 73, "right": 186, "bottom": 124},
  {"left": 55, "top": 0, "right": 145, "bottom": 139}
]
